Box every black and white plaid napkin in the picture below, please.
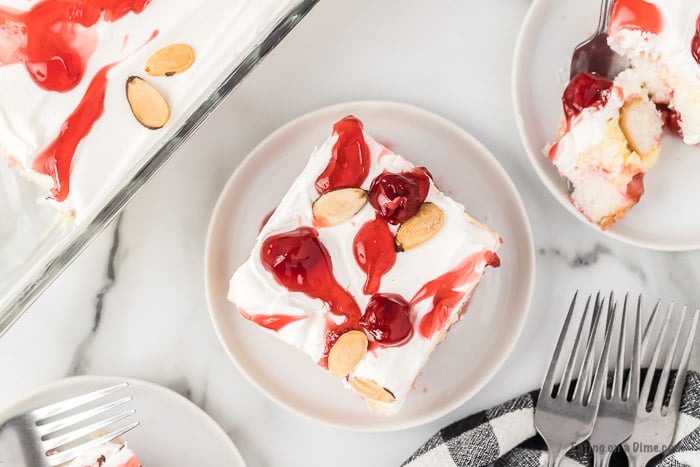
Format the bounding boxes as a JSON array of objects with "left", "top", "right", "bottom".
[{"left": 404, "top": 372, "right": 700, "bottom": 467}]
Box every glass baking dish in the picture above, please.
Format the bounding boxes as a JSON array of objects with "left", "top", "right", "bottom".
[{"left": 0, "top": 0, "right": 318, "bottom": 337}]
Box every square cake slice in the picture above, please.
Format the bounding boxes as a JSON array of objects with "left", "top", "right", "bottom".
[{"left": 228, "top": 115, "right": 501, "bottom": 414}]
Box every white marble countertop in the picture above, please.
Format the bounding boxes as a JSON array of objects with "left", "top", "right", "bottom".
[{"left": 2, "top": 1, "right": 700, "bottom": 466}]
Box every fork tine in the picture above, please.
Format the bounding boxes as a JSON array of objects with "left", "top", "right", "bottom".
[
  {"left": 626, "top": 295, "right": 642, "bottom": 402},
  {"left": 540, "top": 292, "right": 584, "bottom": 399},
  {"left": 560, "top": 293, "right": 596, "bottom": 399},
  {"left": 31, "top": 383, "right": 129, "bottom": 421},
  {"left": 668, "top": 308, "right": 700, "bottom": 414},
  {"left": 41, "top": 409, "right": 135, "bottom": 452},
  {"left": 36, "top": 397, "right": 132, "bottom": 437},
  {"left": 574, "top": 294, "right": 607, "bottom": 402},
  {"left": 45, "top": 421, "right": 139, "bottom": 466},
  {"left": 642, "top": 300, "right": 661, "bottom": 362},
  {"left": 613, "top": 293, "right": 628, "bottom": 399},
  {"left": 584, "top": 300, "right": 616, "bottom": 406},
  {"left": 640, "top": 302, "right": 673, "bottom": 409},
  {"left": 653, "top": 306, "right": 687, "bottom": 413}
]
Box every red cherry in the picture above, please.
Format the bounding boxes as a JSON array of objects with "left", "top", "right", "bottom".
[
  {"left": 562, "top": 72, "right": 614, "bottom": 120},
  {"left": 368, "top": 168, "right": 431, "bottom": 224},
  {"left": 360, "top": 293, "right": 413, "bottom": 346},
  {"left": 657, "top": 104, "right": 684, "bottom": 138}
]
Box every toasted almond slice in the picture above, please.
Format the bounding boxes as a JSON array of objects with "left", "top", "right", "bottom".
[
  {"left": 126, "top": 76, "right": 171, "bottom": 129},
  {"left": 327, "top": 330, "right": 368, "bottom": 377},
  {"left": 145, "top": 44, "right": 195, "bottom": 76},
  {"left": 349, "top": 377, "right": 396, "bottom": 403},
  {"left": 395, "top": 202, "right": 444, "bottom": 251},
  {"left": 312, "top": 188, "right": 367, "bottom": 227},
  {"left": 619, "top": 96, "right": 662, "bottom": 170}
]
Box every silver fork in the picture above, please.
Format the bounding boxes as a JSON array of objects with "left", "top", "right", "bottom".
[
  {"left": 570, "top": 0, "right": 629, "bottom": 79},
  {"left": 535, "top": 292, "right": 615, "bottom": 467},
  {"left": 0, "top": 383, "right": 139, "bottom": 467},
  {"left": 588, "top": 294, "right": 641, "bottom": 467},
  {"left": 623, "top": 303, "right": 700, "bottom": 467}
]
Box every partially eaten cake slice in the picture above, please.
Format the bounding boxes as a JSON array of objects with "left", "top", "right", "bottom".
[
  {"left": 547, "top": 71, "right": 662, "bottom": 229},
  {"left": 228, "top": 115, "right": 501, "bottom": 414},
  {"left": 546, "top": 0, "right": 700, "bottom": 229}
]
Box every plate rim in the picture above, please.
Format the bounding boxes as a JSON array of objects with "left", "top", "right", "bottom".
[
  {"left": 0, "top": 375, "right": 246, "bottom": 466},
  {"left": 204, "top": 99, "right": 535, "bottom": 431},
  {"left": 511, "top": 0, "right": 700, "bottom": 252}
]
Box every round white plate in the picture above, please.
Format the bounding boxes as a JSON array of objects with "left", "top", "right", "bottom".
[
  {"left": 513, "top": 0, "right": 700, "bottom": 251},
  {"left": 0, "top": 376, "right": 245, "bottom": 466},
  {"left": 205, "top": 101, "right": 534, "bottom": 431}
]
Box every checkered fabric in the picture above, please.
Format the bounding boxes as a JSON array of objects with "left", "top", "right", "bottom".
[{"left": 404, "top": 371, "right": 700, "bottom": 467}]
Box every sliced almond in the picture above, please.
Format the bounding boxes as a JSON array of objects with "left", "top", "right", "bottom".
[
  {"left": 312, "top": 188, "right": 367, "bottom": 227},
  {"left": 619, "top": 96, "right": 662, "bottom": 170},
  {"left": 395, "top": 202, "right": 444, "bottom": 251},
  {"left": 327, "top": 330, "right": 368, "bottom": 377},
  {"left": 126, "top": 76, "right": 171, "bottom": 129},
  {"left": 145, "top": 44, "right": 195, "bottom": 76},
  {"left": 349, "top": 377, "right": 396, "bottom": 403}
]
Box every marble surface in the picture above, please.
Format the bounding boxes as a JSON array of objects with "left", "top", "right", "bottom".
[{"left": 1, "top": 1, "right": 699, "bottom": 466}]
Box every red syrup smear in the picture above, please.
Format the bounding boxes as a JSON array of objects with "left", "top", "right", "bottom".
[
  {"left": 32, "top": 62, "right": 116, "bottom": 201},
  {"left": 259, "top": 208, "right": 276, "bottom": 233},
  {"left": 0, "top": 0, "right": 150, "bottom": 92},
  {"left": 239, "top": 309, "right": 307, "bottom": 332},
  {"left": 626, "top": 172, "right": 645, "bottom": 203},
  {"left": 314, "top": 116, "right": 371, "bottom": 195},
  {"left": 260, "top": 227, "right": 362, "bottom": 367},
  {"left": 411, "top": 250, "right": 500, "bottom": 339},
  {"left": 353, "top": 216, "right": 396, "bottom": 295},
  {"left": 692, "top": 14, "right": 700, "bottom": 65},
  {"left": 609, "top": 0, "right": 663, "bottom": 36}
]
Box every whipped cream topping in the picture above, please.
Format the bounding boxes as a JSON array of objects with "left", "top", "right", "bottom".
[
  {"left": 228, "top": 118, "right": 501, "bottom": 413},
  {"left": 0, "top": 0, "right": 298, "bottom": 216},
  {"left": 608, "top": 0, "right": 700, "bottom": 144}
]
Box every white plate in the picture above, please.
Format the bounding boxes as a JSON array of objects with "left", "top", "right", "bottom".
[
  {"left": 513, "top": 0, "right": 700, "bottom": 251},
  {"left": 0, "top": 376, "right": 246, "bottom": 466},
  {"left": 204, "top": 101, "right": 534, "bottom": 431}
]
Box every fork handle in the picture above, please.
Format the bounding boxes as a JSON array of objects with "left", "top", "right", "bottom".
[
  {"left": 597, "top": 0, "right": 613, "bottom": 33},
  {"left": 593, "top": 450, "right": 612, "bottom": 467},
  {"left": 546, "top": 447, "right": 566, "bottom": 467},
  {"left": 626, "top": 452, "right": 656, "bottom": 467}
]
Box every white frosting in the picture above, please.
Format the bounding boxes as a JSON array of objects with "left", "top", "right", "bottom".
[
  {"left": 0, "top": 0, "right": 298, "bottom": 216},
  {"left": 64, "top": 440, "right": 137, "bottom": 467},
  {"left": 228, "top": 125, "right": 501, "bottom": 413},
  {"left": 608, "top": 0, "right": 700, "bottom": 144}
]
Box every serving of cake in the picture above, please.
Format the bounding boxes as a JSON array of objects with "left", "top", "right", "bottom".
[
  {"left": 60, "top": 438, "right": 140, "bottom": 467},
  {"left": 227, "top": 115, "right": 501, "bottom": 414},
  {"left": 546, "top": 0, "right": 700, "bottom": 229},
  {"left": 0, "top": 0, "right": 300, "bottom": 216}
]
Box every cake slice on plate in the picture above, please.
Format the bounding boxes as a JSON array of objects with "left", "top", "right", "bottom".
[
  {"left": 62, "top": 438, "right": 140, "bottom": 467},
  {"left": 546, "top": 0, "right": 700, "bottom": 229},
  {"left": 228, "top": 115, "right": 501, "bottom": 414},
  {"left": 547, "top": 71, "right": 662, "bottom": 229}
]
